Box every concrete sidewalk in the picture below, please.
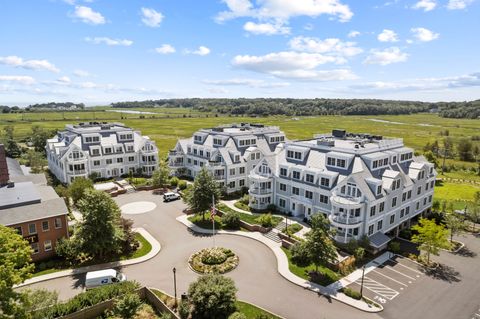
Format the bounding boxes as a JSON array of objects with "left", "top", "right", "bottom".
[
  {"left": 327, "top": 252, "right": 392, "bottom": 291},
  {"left": 16, "top": 228, "right": 161, "bottom": 288},
  {"left": 220, "top": 199, "right": 253, "bottom": 215},
  {"left": 177, "top": 215, "right": 382, "bottom": 313}
]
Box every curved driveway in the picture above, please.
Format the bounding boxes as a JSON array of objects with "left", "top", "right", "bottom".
[{"left": 26, "top": 192, "right": 381, "bottom": 319}]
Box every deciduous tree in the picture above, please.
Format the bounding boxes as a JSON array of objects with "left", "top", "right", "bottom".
[
  {"left": 68, "top": 177, "right": 93, "bottom": 205},
  {"left": 303, "top": 213, "right": 337, "bottom": 273},
  {"left": 185, "top": 166, "right": 221, "bottom": 221},
  {"left": 411, "top": 218, "right": 451, "bottom": 265},
  {"left": 151, "top": 159, "right": 170, "bottom": 187},
  {"left": 0, "top": 225, "right": 34, "bottom": 318}
]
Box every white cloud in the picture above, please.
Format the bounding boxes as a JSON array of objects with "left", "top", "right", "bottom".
[
  {"left": 72, "top": 6, "right": 105, "bottom": 25},
  {"left": 411, "top": 27, "right": 439, "bottom": 42},
  {"left": 243, "top": 21, "right": 290, "bottom": 35},
  {"left": 187, "top": 46, "right": 211, "bottom": 56},
  {"left": 377, "top": 29, "right": 399, "bottom": 42},
  {"left": 412, "top": 0, "right": 437, "bottom": 11},
  {"left": 155, "top": 44, "right": 176, "bottom": 54},
  {"left": 364, "top": 47, "right": 408, "bottom": 65},
  {"left": 85, "top": 37, "right": 133, "bottom": 46},
  {"left": 203, "top": 78, "right": 290, "bottom": 88},
  {"left": 57, "top": 76, "right": 71, "bottom": 83},
  {"left": 232, "top": 51, "right": 357, "bottom": 81},
  {"left": 216, "top": 0, "right": 353, "bottom": 23},
  {"left": 73, "top": 69, "right": 91, "bottom": 77},
  {"left": 447, "top": 0, "right": 474, "bottom": 9},
  {"left": 207, "top": 87, "right": 230, "bottom": 94},
  {"left": 141, "top": 8, "right": 164, "bottom": 27},
  {"left": 348, "top": 30, "right": 360, "bottom": 38},
  {"left": 0, "top": 75, "right": 36, "bottom": 85},
  {"left": 289, "top": 36, "right": 363, "bottom": 57},
  {"left": 350, "top": 72, "right": 480, "bottom": 91},
  {"left": 0, "top": 55, "right": 59, "bottom": 72},
  {"left": 304, "top": 23, "right": 314, "bottom": 31}
]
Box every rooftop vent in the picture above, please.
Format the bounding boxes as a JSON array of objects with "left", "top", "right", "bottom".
[{"left": 332, "top": 129, "right": 346, "bottom": 139}]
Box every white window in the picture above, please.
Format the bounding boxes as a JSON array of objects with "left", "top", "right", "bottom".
[
  {"left": 320, "top": 177, "right": 330, "bottom": 187},
  {"left": 368, "top": 225, "right": 374, "bottom": 236},
  {"left": 305, "top": 190, "right": 313, "bottom": 199},
  {"left": 279, "top": 183, "right": 287, "bottom": 191},
  {"left": 44, "top": 240, "right": 52, "bottom": 252},
  {"left": 29, "top": 223, "right": 37, "bottom": 235},
  {"left": 292, "top": 171, "right": 300, "bottom": 180},
  {"left": 42, "top": 221, "right": 49, "bottom": 232},
  {"left": 279, "top": 198, "right": 286, "bottom": 208},
  {"left": 31, "top": 243, "right": 39, "bottom": 254},
  {"left": 390, "top": 215, "right": 395, "bottom": 224},
  {"left": 292, "top": 187, "right": 300, "bottom": 195},
  {"left": 319, "top": 194, "right": 329, "bottom": 204},
  {"left": 280, "top": 168, "right": 287, "bottom": 177},
  {"left": 306, "top": 174, "right": 314, "bottom": 183},
  {"left": 55, "top": 217, "right": 62, "bottom": 229}
]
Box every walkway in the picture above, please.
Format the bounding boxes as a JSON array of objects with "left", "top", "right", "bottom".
[
  {"left": 177, "top": 214, "right": 382, "bottom": 313},
  {"left": 221, "top": 199, "right": 253, "bottom": 215},
  {"left": 16, "top": 228, "right": 161, "bottom": 288}
]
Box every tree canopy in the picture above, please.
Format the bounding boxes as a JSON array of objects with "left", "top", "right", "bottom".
[
  {"left": 411, "top": 218, "right": 451, "bottom": 264},
  {"left": 185, "top": 167, "right": 221, "bottom": 220}
]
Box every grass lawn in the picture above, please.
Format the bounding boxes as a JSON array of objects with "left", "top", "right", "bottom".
[
  {"left": 234, "top": 200, "right": 251, "bottom": 212},
  {"left": 188, "top": 212, "right": 223, "bottom": 230},
  {"left": 32, "top": 233, "right": 152, "bottom": 277},
  {"left": 217, "top": 203, "right": 283, "bottom": 227},
  {"left": 235, "top": 301, "right": 281, "bottom": 319},
  {"left": 281, "top": 247, "right": 340, "bottom": 286},
  {"left": 281, "top": 223, "right": 303, "bottom": 235},
  {"left": 433, "top": 181, "right": 480, "bottom": 209}
]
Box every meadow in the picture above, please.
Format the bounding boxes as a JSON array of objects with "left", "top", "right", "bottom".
[{"left": 1, "top": 109, "right": 479, "bottom": 207}]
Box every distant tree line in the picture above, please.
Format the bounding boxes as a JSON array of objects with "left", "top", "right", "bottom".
[
  {"left": 110, "top": 98, "right": 480, "bottom": 118},
  {"left": 0, "top": 105, "right": 21, "bottom": 113},
  {"left": 26, "top": 102, "right": 85, "bottom": 111}
]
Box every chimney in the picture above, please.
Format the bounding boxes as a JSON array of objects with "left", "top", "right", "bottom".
[{"left": 0, "top": 144, "right": 9, "bottom": 186}]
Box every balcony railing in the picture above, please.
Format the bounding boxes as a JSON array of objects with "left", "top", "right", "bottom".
[
  {"left": 334, "top": 232, "right": 353, "bottom": 243},
  {"left": 208, "top": 161, "right": 224, "bottom": 167},
  {"left": 330, "top": 214, "right": 362, "bottom": 225},
  {"left": 69, "top": 169, "right": 86, "bottom": 175},
  {"left": 214, "top": 175, "right": 225, "bottom": 180},
  {"left": 249, "top": 188, "right": 272, "bottom": 195},
  {"left": 169, "top": 162, "right": 184, "bottom": 167}
]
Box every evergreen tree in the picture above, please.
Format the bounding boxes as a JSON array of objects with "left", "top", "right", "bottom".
[
  {"left": 411, "top": 218, "right": 451, "bottom": 265},
  {"left": 151, "top": 159, "right": 171, "bottom": 187},
  {"left": 303, "top": 214, "right": 337, "bottom": 273}
]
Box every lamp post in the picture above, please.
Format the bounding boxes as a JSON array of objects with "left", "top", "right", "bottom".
[
  {"left": 173, "top": 267, "right": 177, "bottom": 308},
  {"left": 285, "top": 214, "right": 290, "bottom": 238},
  {"left": 360, "top": 265, "right": 366, "bottom": 298}
]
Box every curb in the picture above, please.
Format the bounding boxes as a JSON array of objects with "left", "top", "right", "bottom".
[
  {"left": 177, "top": 215, "right": 382, "bottom": 313},
  {"left": 16, "top": 228, "right": 161, "bottom": 288}
]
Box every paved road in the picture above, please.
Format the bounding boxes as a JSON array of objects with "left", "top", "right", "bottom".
[{"left": 26, "top": 192, "right": 381, "bottom": 319}]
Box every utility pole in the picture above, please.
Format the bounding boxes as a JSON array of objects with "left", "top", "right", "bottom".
[
  {"left": 173, "top": 267, "right": 177, "bottom": 308},
  {"left": 360, "top": 265, "right": 366, "bottom": 298}
]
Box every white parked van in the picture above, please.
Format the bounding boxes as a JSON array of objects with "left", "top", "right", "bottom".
[
  {"left": 163, "top": 192, "right": 180, "bottom": 202},
  {"left": 85, "top": 269, "right": 127, "bottom": 289}
]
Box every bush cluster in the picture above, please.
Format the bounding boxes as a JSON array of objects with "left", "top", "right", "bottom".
[
  {"left": 38, "top": 281, "right": 140, "bottom": 318},
  {"left": 222, "top": 212, "right": 241, "bottom": 229},
  {"left": 342, "top": 287, "right": 362, "bottom": 300},
  {"left": 189, "top": 247, "right": 239, "bottom": 274},
  {"left": 255, "top": 213, "right": 274, "bottom": 228},
  {"left": 201, "top": 248, "right": 228, "bottom": 265}
]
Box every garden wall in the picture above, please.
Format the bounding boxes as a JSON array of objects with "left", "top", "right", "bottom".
[{"left": 60, "top": 287, "right": 179, "bottom": 319}]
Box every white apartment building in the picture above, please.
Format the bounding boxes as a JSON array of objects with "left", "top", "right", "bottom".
[
  {"left": 168, "top": 123, "right": 286, "bottom": 194},
  {"left": 249, "top": 129, "right": 436, "bottom": 249},
  {"left": 46, "top": 122, "right": 158, "bottom": 184}
]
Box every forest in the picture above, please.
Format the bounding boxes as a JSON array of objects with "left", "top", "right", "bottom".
[{"left": 110, "top": 98, "right": 480, "bottom": 119}]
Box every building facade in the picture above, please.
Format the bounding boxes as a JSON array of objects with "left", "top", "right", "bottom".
[
  {"left": 168, "top": 123, "right": 286, "bottom": 193},
  {"left": 0, "top": 145, "right": 69, "bottom": 262},
  {"left": 46, "top": 122, "right": 159, "bottom": 184},
  {"left": 248, "top": 130, "right": 436, "bottom": 249}
]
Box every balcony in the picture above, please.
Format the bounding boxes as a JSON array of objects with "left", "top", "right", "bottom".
[
  {"left": 329, "top": 214, "right": 362, "bottom": 226},
  {"left": 334, "top": 232, "right": 354, "bottom": 244},
  {"left": 214, "top": 175, "right": 225, "bottom": 180},
  {"left": 169, "top": 162, "right": 184, "bottom": 167},
  {"left": 169, "top": 150, "right": 183, "bottom": 156},
  {"left": 142, "top": 160, "right": 157, "bottom": 165},
  {"left": 208, "top": 161, "right": 224, "bottom": 167},
  {"left": 68, "top": 169, "right": 86, "bottom": 175},
  {"left": 249, "top": 188, "right": 272, "bottom": 195},
  {"left": 330, "top": 194, "right": 363, "bottom": 206}
]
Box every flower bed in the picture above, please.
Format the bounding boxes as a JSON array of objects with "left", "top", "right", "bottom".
[{"left": 189, "top": 247, "right": 239, "bottom": 274}]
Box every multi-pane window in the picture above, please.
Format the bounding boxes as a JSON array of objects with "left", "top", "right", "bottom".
[
  {"left": 320, "top": 178, "right": 330, "bottom": 187},
  {"left": 377, "top": 220, "right": 383, "bottom": 231},
  {"left": 28, "top": 223, "right": 37, "bottom": 235},
  {"left": 292, "top": 171, "right": 300, "bottom": 180},
  {"left": 31, "top": 243, "right": 39, "bottom": 254},
  {"left": 305, "top": 174, "right": 314, "bottom": 183},
  {"left": 417, "top": 186, "right": 422, "bottom": 195},
  {"left": 44, "top": 240, "right": 52, "bottom": 252},
  {"left": 55, "top": 217, "right": 62, "bottom": 229},
  {"left": 279, "top": 183, "right": 287, "bottom": 191},
  {"left": 379, "top": 202, "right": 385, "bottom": 213},
  {"left": 239, "top": 179, "right": 245, "bottom": 187},
  {"left": 390, "top": 215, "right": 395, "bottom": 224},
  {"left": 392, "top": 197, "right": 397, "bottom": 207},
  {"left": 368, "top": 225, "right": 374, "bottom": 236},
  {"left": 370, "top": 206, "right": 376, "bottom": 217},
  {"left": 280, "top": 168, "right": 287, "bottom": 177},
  {"left": 319, "top": 194, "right": 329, "bottom": 204},
  {"left": 279, "top": 198, "right": 286, "bottom": 208},
  {"left": 305, "top": 190, "right": 313, "bottom": 199},
  {"left": 292, "top": 187, "right": 300, "bottom": 196},
  {"left": 42, "top": 221, "right": 49, "bottom": 232},
  {"left": 15, "top": 226, "right": 22, "bottom": 235},
  {"left": 239, "top": 167, "right": 245, "bottom": 174}
]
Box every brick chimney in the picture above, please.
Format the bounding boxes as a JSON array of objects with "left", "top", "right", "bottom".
[{"left": 0, "top": 144, "right": 9, "bottom": 186}]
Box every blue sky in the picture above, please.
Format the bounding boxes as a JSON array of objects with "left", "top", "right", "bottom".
[{"left": 0, "top": 0, "right": 479, "bottom": 105}]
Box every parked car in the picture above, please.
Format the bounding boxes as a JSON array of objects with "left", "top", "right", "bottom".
[
  {"left": 163, "top": 192, "right": 181, "bottom": 202},
  {"left": 85, "top": 269, "right": 126, "bottom": 289}
]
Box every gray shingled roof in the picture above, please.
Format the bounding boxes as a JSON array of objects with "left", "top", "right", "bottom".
[{"left": 0, "top": 197, "right": 67, "bottom": 226}]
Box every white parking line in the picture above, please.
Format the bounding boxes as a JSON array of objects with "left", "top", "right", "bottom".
[
  {"left": 389, "top": 258, "right": 424, "bottom": 275},
  {"left": 384, "top": 265, "right": 417, "bottom": 281},
  {"left": 354, "top": 276, "right": 399, "bottom": 300},
  {"left": 371, "top": 269, "right": 408, "bottom": 287}
]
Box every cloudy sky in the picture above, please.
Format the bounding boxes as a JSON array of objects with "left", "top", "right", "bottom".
[{"left": 0, "top": 0, "right": 479, "bottom": 105}]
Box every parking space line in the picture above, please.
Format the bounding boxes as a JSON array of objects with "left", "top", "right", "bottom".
[
  {"left": 353, "top": 276, "right": 399, "bottom": 300},
  {"left": 384, "top": 265, "right": 417, "bottom": 281},
  {"left": 371, "top": 269, "right": 408, "bottom": 287},
  {"left": 389, "top": 258, "right": 424, "bottom": 275}
]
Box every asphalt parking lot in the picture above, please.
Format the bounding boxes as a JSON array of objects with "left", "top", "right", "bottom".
[{"left": 346, "top": 254, "right": 424, "bottom": 306}]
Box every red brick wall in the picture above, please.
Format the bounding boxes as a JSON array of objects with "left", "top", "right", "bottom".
[
  {"left": 11, "top": 214, "right": 69, "bottom": 262},
  {"left": 0, "top": 144, "right": 8, "bottom": 185}
]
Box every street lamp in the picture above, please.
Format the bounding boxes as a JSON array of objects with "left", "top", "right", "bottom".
[
  {"left": 360, "top": 265, "right": 366, "bottom": 298},
  {"left": 173, "top": 267, "right": 177, "bottom": 308}
]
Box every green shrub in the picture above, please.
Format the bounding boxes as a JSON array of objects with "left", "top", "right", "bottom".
[
  {"left": 188, "top": 274, "right": 237, "bottom": 319},
  {"left": 290, "top": 242, "right": 310, "bottom": 267},
  {"left": 239, "top": 194, "right": 249, "bottom": 205},
  {"left": 178, "top": 180, "right": 188, "bottom": 190},
  {"left": 354, "top": 247, "right": 365, "bottom": 262},
  {"left": 342, "top": 287, "right": 362, "bottom": 300},
  {"left": 229, "top": 312, "right": 247, "bottom": 319},
  {"left": 169, "top": 177, "right": 179, "bottom": 187},
  {"left": 255, "top": 213, "right": 274, "bottom": 228},
  {"left": 178, "top": 300, "right": 190, "bottom": 319},
  {"left": 388, "top": 241, "right": 401, "bottom": 254},
  {"left": 222, "top": 212, "right": 241, "bottom": 229},
  {"left": 115, "top": 293, "right": 142, "bottom": 319},
  {"left": 159, "top": 312, "right": 173, "bottom": 319}
]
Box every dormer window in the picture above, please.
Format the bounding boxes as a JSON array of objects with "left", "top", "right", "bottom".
[
  {"left": 320, "top": 177, "right": 330, "bottom": 187},
  {"left": 194, "top": 135, "right": 203, "bottom": 143},
  {"left": 400, "top": 152, "right": 413, "bottom": 161},
  {"left": 213, "top": 138, "right": 223, "bottom": 146},
  {"left": 85, "top": 136, "right": 100, "bottom": 143},
  {"left": 292, "top": 171, "right": 301, "bottom": 180},
  {"left": 377, "top": 185, "right": 382, "bottom": 195},
  {"left": 104, "top": 147, "right": 112, "bottom": 154},
  {"left": 305, "top": 174, "right": 314, "bottom": 183},
  {"left": 280, "top": 167, "right": 288, "bottom": 177},
  {"left": 91, "top": 148, "right": 100, "bottom": 156},
  {"left": 287, "top": 150, "right": 302, "bottom": 160},
  {"left": 234, "top": 155, "right": 240, "bottom": 162},
  {"left": 336, "top": 159, "right": 346, "bottom": 168}
]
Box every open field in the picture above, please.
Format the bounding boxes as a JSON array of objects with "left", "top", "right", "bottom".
[{"left": 1, "top": 110, "right": 479, "bottom": 205}]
